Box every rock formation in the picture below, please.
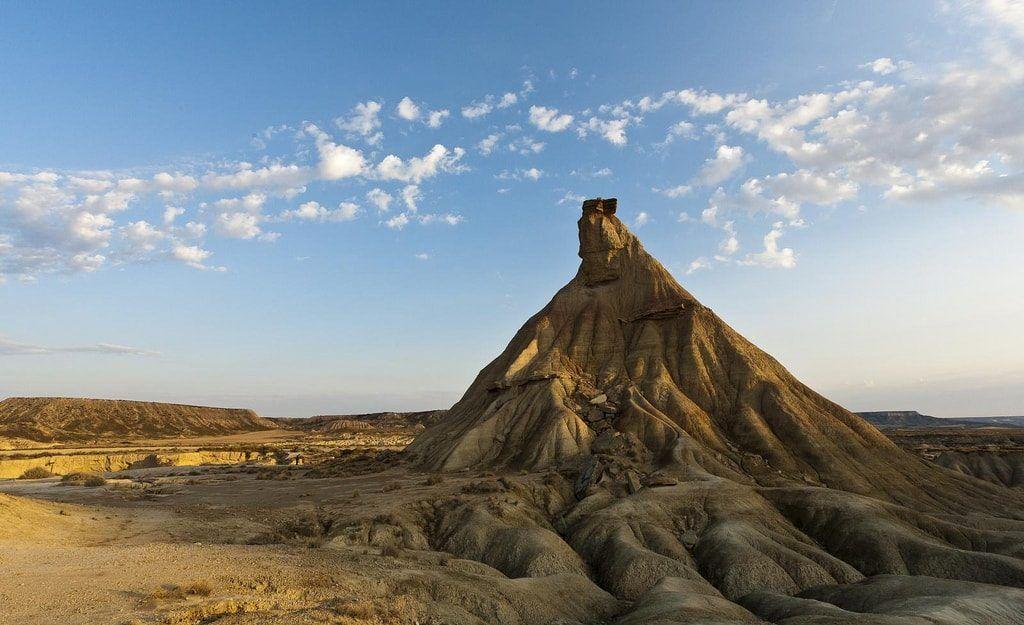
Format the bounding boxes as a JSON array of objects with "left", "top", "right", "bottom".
[
  {"left": 404, "top": 198, "right": 1024, "bottom": 623},
  {"left": 410, "top": 198, "right": 999, "bottom": 503}
]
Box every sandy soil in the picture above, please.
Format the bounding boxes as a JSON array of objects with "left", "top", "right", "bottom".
[{"left": 0, "top": 464, "right": 478, "bottom": 625}]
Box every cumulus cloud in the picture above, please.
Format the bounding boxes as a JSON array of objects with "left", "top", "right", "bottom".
[
  {"left": 396, "top": 96, "right": 421, "bottom": 121},
  {"left": 633, "top": 212, "right": 651, "bottom": 227},
  {"left": 426, "top": 109, "right": 450, "bottom": 128},
  {"left": 740, "top": 222, "right": 796, "bottom": 268},
  {"left": 401, "top": 185, "right": 421, "bottom": 211},
  {"left": 336, "top": 100, "right": 383, "bottom": 145},
  {"left": 172, "top": 243, "right": 215, "bottom": 270},
  {"left": 366, "top": 188, "right": 393, "bottom": 212},
  {"left": 529, "top": 105, "right": 574, "bottom": 132},
  {"left": 280, "top": 200, "right": 359, "bottom": 222},
  {"left": 305, "top": 124, "right": 367, "bottom": 181},
  {"left": 462, "top": 97, "right": 494, "bottom": 119},
  {"left": 696, "top": 145, "right": 747, "bottom": 185},
  {"left": 375, "top": 144, "right": 466, "bottom": 183},
  {"left": 497, "top": 92, "right": 518, "bottom": 108},
  {"left": 478, "top": 133, "right": 503, "bottom": 155}
]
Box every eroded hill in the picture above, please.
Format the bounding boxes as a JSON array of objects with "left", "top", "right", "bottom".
[{"left": 0, "top": 397, "right": 276, "bottom": 442}]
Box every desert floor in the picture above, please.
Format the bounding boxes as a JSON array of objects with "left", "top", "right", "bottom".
[{"left": 0, "top": 458, "right": 504, "bottom": 625}]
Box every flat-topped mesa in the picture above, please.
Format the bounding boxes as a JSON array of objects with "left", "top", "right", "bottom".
[{"left": 578, "top": 197, "right": 627, "bottom": 285}]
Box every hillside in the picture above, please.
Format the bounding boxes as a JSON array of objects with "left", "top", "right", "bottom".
[
  {"left": 857, "top": 410, "right": 978, "bottom": 428},
  {"left": 272, "top": 410, "right": 446, "bottom": 433},
  {"left": 0, "top": 397, "right": 276, "bottom": 442}
]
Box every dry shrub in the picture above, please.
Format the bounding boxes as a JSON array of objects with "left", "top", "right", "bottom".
[
  {"left": 382, "top": 481, "right": 403, "bottom": 492},
  {"left": 185, "top": 580, "right": 213, "bottom": 597},
  {"left": 140, "top": 581, "right": 213, "bottom": 609},
  {"left": 331, "top": 595, "right": 417, "bottom": 624},
  {"left": 18, "top": 466, "right": 53, "bottom": 479},
  {"left": 60, "top": 472, "right": 107, "bottom": 487},
  {"left": 141, "top": 585, "right": 187, "bottom": 608},
  {"left": 424, "top": 474, "right": 444, "bottom": 486},
  {"left": 380, "top": 544, "right": 402, "bottom": 557},
  {"left": 247, "top": 509, "right": 334, "bottom": 547}
]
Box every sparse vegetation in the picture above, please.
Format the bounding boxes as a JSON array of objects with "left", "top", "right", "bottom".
[
  {"left": 60, "top": 472, "right": 107, "bottom": 487},
  {"left": 382, "top": 481, "right": 403, "bottom": 492},
  {"left": 424, "top": 473, "right": 444, "bottom": 485},
  {"left": 18, "top": 466, "right": 53, "bottom": 479}
]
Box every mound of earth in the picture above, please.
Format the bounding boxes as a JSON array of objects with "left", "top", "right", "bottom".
[
  {"left": 273, "top": 410, "right": 446, "bottom": 433},
  {"left": 0, "top": 397, "right": 276, "bottom": 442},
  {"left": 402, "top": 198, "right": 1024, "bottom": 624}
]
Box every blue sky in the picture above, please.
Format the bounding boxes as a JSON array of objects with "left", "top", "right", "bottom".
[{"left": 2, "top": 1, "right": 1023, "bottom": 417}]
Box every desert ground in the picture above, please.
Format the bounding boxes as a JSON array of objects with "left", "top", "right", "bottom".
[{"left": 3, "top": 200, "right": 1024, "bottom": 625}]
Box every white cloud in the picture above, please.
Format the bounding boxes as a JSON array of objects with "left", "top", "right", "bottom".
[
  {"left": 279, "top": 200, "right": 359, "bottom": 222},
  {"left": 0, "top": 336, "right": 159, "bottom": 356},
  {"left": 718, "top": 221, "right": 739, "bottom": 255},
  {"left": 578, "top": 116, "right": 633, "bottom": 145},
  {"left": 202, "top": 162, "right": 312, "bottom": 191},
  {"left": 655, "top": 185, "right": 692, "bottom": 198},
  {"left": 122, "top": 220, "right": 164, "bottom": 254},
  {"left": 163, "top": 206, "right": 185, "bottom": 225},
  {"left": 384, "top": 212, "right": 410, "bottom": 230},
  {"left": 497, "top": 168, "right": 543, "bottom": 181},
  {"left": 375, "top": 144, "right": 466, "bottom": 183},
  {"left": 508, "top": 136, "right": 545, "bottom": 155},
  {"left": 686, "top": 257, "right": 711, "bottom": 274},
  {"left": 172, "top": 244, "right": 214, "bottom": 269},
  {"left": 414, "top": 252, "right": 430, "bottom": 260},
  {"left": 214, "top": 212, "right": 262, "bottom": 239},
  {"left": 633, "top": 212, "right": 651, "bottom": 227},
  {"left": 417, "top": 212, "right": 463, "bottom": 226},
  {"left": 863, "top": 57, "right": 897, "bottom": 75},
  {"left": 366, "top": 188, "right": 393, "bottom": 212},
  {"left": 529, "top": 105, "right": 574, "bottom": 132},
  {"left": 336, "top": 100, "right": 383, "bottom": 145},
  {"left": 401, "top": 185, "right": 421, "bottom": 211},
  {"left": 761, "top": 170, "right": 859, "bottom": 205},
  {"left": 306, "top": 124, "right": 367, "bottom": 181},
  {"left": 396, "top": 96, "right": 421, "bottom": 121},
  {"left": 478, "top": 133, "right": 503, "bottom": 155},
  {"left": 740, "top": 222, "right": 796, "bottom": 268},
  {"left": 696, "top": 145, "right": 747, "bottom": 185},
  {"left": 676, "top": 89, "right": 747, "bottom": 114},
  {"left": 557, "top": 191, "right": 587, "bottom": 206},
  {"left": 462, "top": 97, "right": 494, "bottom": 119},
  {"left": 426, "top": 109, "right": 450, "bottom": 128},
  {"left": 497, "top": 92, "right": 518, "bottom": 108},
  {"left": 659, "top": 120, "right": 697, "bottom": 146}
]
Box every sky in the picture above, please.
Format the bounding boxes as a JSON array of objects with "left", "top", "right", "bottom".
[{"left": 1, "top": 1, "right": 1023, "bottom": 417}]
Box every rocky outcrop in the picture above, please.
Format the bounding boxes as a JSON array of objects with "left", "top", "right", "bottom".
[{"left": 0, "top": 449, "right": 272, "bottom": 478}]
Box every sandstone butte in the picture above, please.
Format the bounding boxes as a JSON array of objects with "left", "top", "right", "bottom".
[{"left": 404, "top": 197, "right": 1024, "bottom": 621}]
